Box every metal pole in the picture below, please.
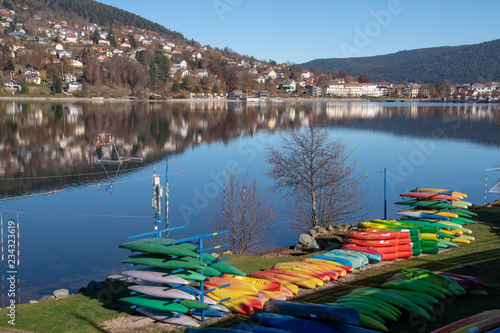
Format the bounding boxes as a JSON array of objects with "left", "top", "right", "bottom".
[
  {"left": 484, "top": 170, "right": 488, "bottom": 205},
  {"left": 384, "top": 168, "right": 387, "bottom": 220}
]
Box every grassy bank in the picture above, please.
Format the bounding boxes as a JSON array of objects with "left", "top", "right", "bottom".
[{"left": 0, "top": 218, "right": 498, "bottom": 332}]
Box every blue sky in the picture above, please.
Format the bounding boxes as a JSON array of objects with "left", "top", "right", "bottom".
[{"left": 96, "top": 0, "right": 500, "bottom": 64}]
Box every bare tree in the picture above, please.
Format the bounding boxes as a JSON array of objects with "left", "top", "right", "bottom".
[
  {"left": 266, "top": 117, "right": 368, "bottom": 232},
  {"left": 207, "top": 171, "right": 275, "bottom": 255}
]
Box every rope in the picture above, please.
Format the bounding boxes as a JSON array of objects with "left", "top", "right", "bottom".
[
  {"left": 0, "top": 172, "right": 184, "bottom": 202},
  {"left": 0, "top": 208, "right": 151, "bottom": 219}
]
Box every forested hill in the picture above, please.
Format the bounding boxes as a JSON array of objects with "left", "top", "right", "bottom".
[
  {"left": 10, "top": 0, "right": 184, "bottom": 40},
  {"left": 302, "top": 39, "right": 500, "bottom": 84}
]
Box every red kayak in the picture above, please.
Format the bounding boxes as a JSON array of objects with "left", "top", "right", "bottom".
[
  {"left": 397, "top": 238, "right": 411, "bottom": 245},
  {"left": 345, "top": 231, "right": 400, "bottom": 240},
  {"left": 400, "top": 192, "right": 459, "bottom": 201},
  {"left": 397, "top": 251, "right": 413, "bottom": 259},
  {"left": 435, "top": 272, "right": 488, "bottom": 288},
  {"left": 369, "top": 246, "right": 398, "bottom": 254},
  {"left": 379, "top": 252, "right": 398, "bottom": 261},
  {"left": 343, "top": 238, "right": 399, "bottom": 247}
]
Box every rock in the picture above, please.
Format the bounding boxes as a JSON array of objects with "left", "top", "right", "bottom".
[
  {"left": 40, "top": 295, "right": 56, "bottom": 301},
  {"left": 327, "top": 225, "right": 335, "bottom": 232},
  {"left": 316, "top": 237, "right": 344, "bottom": 250},
  {"left": 337, "top": 223, "right": 351, "bottom": 232},
  {"left": 220, "top": 250, "right": 232, "bottom": 256},
  {"left": 87, "top": 280, "right": 104, "bottom": 292},
  {"left": 471, "top": 204, "right": 481, "bottom": 210},
  {"left": 53, "top": 288, "right": 69, "bottom": 299},
  {"left": 106, "top": 274, "right": 126, "bottom": 282},
  {"left": 210, "top": 252, "right": 220, "bottom": 258},
  {"left": 312, "top": 226, "right": 328, "bottom": 235},
  {"left": 298, "top": 233, "right": 319, "bottom": 250},
  {"left": 294, "top": 243, "right": 304, "bottom": 251},
  {"left": 28, "top": 300, "right": 38, "bottom": 304},
  {"left": 309, "top": 229, "right": 320, "bottom": 238}
]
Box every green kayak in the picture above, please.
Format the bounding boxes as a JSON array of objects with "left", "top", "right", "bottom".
[
  {"left": 119, "top": 239, "right": 199, "bottom": 258},
  {"left": 122, "top": 257, "right": 207, "bottom": 270}
]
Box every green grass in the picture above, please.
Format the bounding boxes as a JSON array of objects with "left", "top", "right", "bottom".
[
  {"left": 0, "top": 220, "right": 498, "bottom": 332},
  {"left": 0, "top": 288, "right": 130, "bottom": 332}
]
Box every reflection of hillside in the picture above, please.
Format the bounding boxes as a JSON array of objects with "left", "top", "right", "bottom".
[
  {"left": 0, "top": 101, "right": 499, "bottom": 196},
  {"left": 315, "top": 103, "right": 500, "bottom": 146},
  {"left": 0, "top": 101, "right": 299, "bottom": 197}
]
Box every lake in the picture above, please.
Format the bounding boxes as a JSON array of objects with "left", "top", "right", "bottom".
[{"left": 0, "top": 100, "right": 499, "bottom": 303}]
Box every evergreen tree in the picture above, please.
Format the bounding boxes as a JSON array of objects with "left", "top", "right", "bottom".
[
  {"left": 6, "top": 58, "right": 14, "bottom": 71},
  {"left": 171, "top": 81, "right": 180, "bottom": 93},
  {"left": 92, "top": 29, "right": 100, "bottom": 44},
  {"left": 193, "top": 86, "right": 201, "bottom": 93},
  {"left": 212, "top": 84, "right": 219, "bottom": 93},
  {"left": 52, "top": 76, "right": 62, "bottom": 94}
]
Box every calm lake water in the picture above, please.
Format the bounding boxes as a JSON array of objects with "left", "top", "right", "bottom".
[{"left": 0, "top": 100, "right": 499, "bottom": 303}]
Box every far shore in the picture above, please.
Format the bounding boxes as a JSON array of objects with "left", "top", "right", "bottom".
[{"left": 0, "top": 95, "right": 426, "bottom": 103}]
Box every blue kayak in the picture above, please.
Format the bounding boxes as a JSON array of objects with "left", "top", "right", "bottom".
[
  {"left": 310, "top": 255, "right": 355, "bottom": 268},
  {"left": 263, "top": 300, "right": 360, "bottom": 326},
  {"left": 250, "top": 313, "right": 344, "bottom": 333}
]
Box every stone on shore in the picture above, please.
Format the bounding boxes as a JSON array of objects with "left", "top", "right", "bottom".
[
  {"left": 40, "top": 295, "right": 56, "bottom": 301},
  {"left": 298, "top": 233, "right": 319, "bottom": 250},
  {"left": 53, "top": 288, "right": 69, "bottom": 299}
]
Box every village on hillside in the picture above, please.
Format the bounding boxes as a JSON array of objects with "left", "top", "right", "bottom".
[{"left": 1, "top": 6, "right": 500, "bottom": 101}]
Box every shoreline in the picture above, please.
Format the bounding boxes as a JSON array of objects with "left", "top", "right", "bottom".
[{"left": 1, "top": 96, "right": 494, "bottom": 103}]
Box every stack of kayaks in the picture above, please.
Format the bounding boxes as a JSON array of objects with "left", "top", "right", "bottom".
[
  {"left": 395, "top": 187, "right": 477, "bottom": 249},
  {"left": 342, "top": 229, "right": 412, "bottom": 261},
  {"left": 118, "top": 237, "right": 245, "bottom": 327}
]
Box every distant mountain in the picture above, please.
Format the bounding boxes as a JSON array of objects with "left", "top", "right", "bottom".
[
  {"left": 302, "top": 39, "right": 500, "bottom": 84},
  {"left": 14, "top": 0, "right": 184, "bottom": 40}
]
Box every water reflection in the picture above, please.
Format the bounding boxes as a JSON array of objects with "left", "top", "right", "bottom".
[{"left": 1, "top": 101, "right": 499, "bottom": 197}]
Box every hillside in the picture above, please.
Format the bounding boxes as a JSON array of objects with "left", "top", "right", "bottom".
[
  {"left": 10, "top": 0, "right": 184, "bottom": 40},
  {"left": 302, "top": 39, "right": 500, "bottom": 84}
]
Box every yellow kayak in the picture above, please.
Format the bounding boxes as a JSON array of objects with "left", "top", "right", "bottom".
[
  {"left": 399, "top": 209, "right": 459, "bottom": 219},
  {"left": 443, "top": 237, "right": 471, "bottom": 244},
  {"left": 421, "top": 233, "right": 439, "bottom": 241}
]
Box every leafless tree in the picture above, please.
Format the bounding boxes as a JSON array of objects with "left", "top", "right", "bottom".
[
  {"left": 266, "top": 117, "right": 368, "bottom": 232},
  {"left": 207, "top": 171, "right": 275, "bottom": 255}
]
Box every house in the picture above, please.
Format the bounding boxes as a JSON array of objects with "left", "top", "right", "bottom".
[
  {"left": 142, "top": 39, "right": 152, "bottom": 45},
  {"left": 24, "top": 72, "right": 41, "bottom": 85},
  {"left": 9, "top": 31, "right": 25, "bottom": 38},
  {"left": 97, "top": 55, "right": 108, "bottom": 62},
  {"left": 276, "top": 72, "right": 286, "bottom": 79},
  {"left": 33, "top": 15, "right": 41, "bottom": 20},
  {"left": 66, "top": 81, "right": 82, "bottom": 92},
  {"left": 174, "top": 60, "right": 188, "bottom": 69},
  {"left": 301, "top": 70, "right": 311, "bottom": 79},
  {"left": 306, "top": 85, "right": 323, "bottom": 97},
  {"left": 120, "top": 42, "right": 131, "bottom": 48},
  {"left": 63, "top": 74, "right": 76, "bottom": 82},
  {"left": 64, "top": 34, "right": 77, "bottom": 43},
  {"left": 34, "top": 36, "right": 47, "bottom": 43},
  {"left": 281, "top": 80, "right": 296, "bottom": 92},
  {"left": 3, "top": 80, "right": 22, "bottom": 92},
  {"left": 195, "top": 69, "right": 208, "bottom": 78},
  {"left": 402, "top": 84, "right": 421, "bottom": 98},
  {"left": 71, "top": 59, "right": 83, "bottom": 68},
  {"left": 98, "top": 39, "right": 110, "bottom": 46},
  {"left": 112, "top": 48, "right": 123, "bottom": 55},
  {"left": 55, "top": 43, "right": 64, "bottom": 51},
  {"left": 262, "top": 70, "right": 277, "bottom": 80},
  {"left": 58, "top": 50, "right": 72, "bottom": 59},
  {"left": 228, "top": 90, "right": 243, "bottom": 100},
  {"left": 1, "top": 22, "right": 10, "bottom": 27},
  {"left": 254, "top": 75, "right": 266, "bottom": 85},
  {"left": 179, "top": 69, "right": 189, "bottom": 78},
  {"left": 192, "top": 52, "right": 202, "bottom": 59}
]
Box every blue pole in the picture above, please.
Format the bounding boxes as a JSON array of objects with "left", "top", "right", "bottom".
[
  {"left": 165, "top": 156, "right": 169, "bottom": 238},
  {"left": 384, "top": 168, "right": 387, "bottom": 220}
]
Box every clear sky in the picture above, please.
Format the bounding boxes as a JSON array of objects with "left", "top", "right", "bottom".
[{"left": 96, "top": 0, "right": 500, "bottom": 64}]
